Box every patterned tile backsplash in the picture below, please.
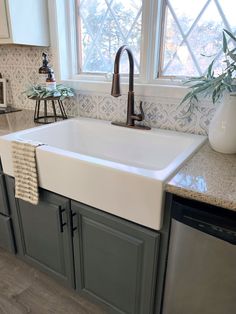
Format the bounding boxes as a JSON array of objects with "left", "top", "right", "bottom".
[
  {"left": 78, "top": 93, "right": 216, "bottom": 135},
  {"left": 0, "top": 45, "right": 216, "bottom": 135}
]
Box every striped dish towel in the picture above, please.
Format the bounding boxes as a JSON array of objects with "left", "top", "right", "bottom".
[{"left": 12, "top": 140, "right": 44, "bottom": 205}]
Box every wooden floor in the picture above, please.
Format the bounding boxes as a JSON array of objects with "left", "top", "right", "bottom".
[{"left": 0, "top": 248, "right": 107, "bottom": 314}]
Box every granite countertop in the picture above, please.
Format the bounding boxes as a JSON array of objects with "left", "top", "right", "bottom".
[
  {"left": 166, "top": 142, "right": 236, "bottom": 211},
  {"left": 0, "top": 109, "right": 37, "bottom": 136}
]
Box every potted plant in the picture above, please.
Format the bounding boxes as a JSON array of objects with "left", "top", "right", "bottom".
[
  {"left": 25, "top": 84, "right": 75, "bottom": 100},
  {"left": 181, "top": 29, "right": 236, "bottom": 154}
]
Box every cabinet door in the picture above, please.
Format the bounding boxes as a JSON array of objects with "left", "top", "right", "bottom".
[
  {"left": 0, "top": 214, "right": 15, "bottom": 253},
  {"left": 0, "top": 0, "right": 49, "bottom": 45},
  {"left": 11, "top": 186, "right": 74, "bottom": 288},
  {"left": 71, "top": 201, "right": 159, "bottom": 314},
  {"left": 0, "top": 0, "right": 10, "bottom": 39}
]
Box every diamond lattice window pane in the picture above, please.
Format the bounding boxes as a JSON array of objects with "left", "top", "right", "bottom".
[
  {"left": 160, "top": 0, "right": 236, "bottom": 77},
  {"left": 218, "top": 0, "right": 236, "bottom": 31},
  {"left": 187, "top": 1, "right": 224, "bottom": 73},
  {"left": 163, "top": 43, "right": 199, "bottom": 77},
  {"left": 162, "top": 12, "right": 185, "bottom": 73},
  {"left": 168, "top": 0, "right": 207, "bottom": 34},
  {"left": 78, "top": 0, "right": 142, "bottom": 74}
]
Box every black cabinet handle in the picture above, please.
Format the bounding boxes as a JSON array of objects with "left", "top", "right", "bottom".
[
  {"left": 70, "top": 211, "right": 77, "bottom": 237},
  {"left": 59, "top": 206, "right": 66, "bottom": 233}
]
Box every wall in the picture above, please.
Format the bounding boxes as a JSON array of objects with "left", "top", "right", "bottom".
[{"left": 0, "top": 45, "right": 216, "bottom": 135}]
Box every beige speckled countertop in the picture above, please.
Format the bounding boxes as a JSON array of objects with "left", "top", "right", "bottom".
[
  {"left": 166, "top": 142, "right": 236, "bottom": 211},
  {"left": 0, "top": 109, "right": 37, "bottom": 135}
]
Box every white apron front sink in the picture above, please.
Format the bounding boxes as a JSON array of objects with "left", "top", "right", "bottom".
[{"left": 0, "top": 118, "right": 206, "bottom": 230}]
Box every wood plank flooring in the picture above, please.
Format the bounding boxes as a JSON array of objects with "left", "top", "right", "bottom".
[{"left": 0, "top": 248, "right": 107, "bottom": 314}]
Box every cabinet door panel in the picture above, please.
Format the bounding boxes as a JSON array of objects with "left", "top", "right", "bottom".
[
  {"left": 81, "top": 217, "right": 143, "bottom": 313},
  {"left": 6, "top": 177, "right": 75, "bottom": 288},
  {"left": 72, "top": 201, "right": 159, "bottom": 314},
  {"left": 0, "top": 0, "right": 10, "bottom": 39},
  {"left": 18, "top": 200, "right": 66, "bottom": 275},
  {"left": 0, "top": 174, "right": 9, "bottom": 215},
  {"left": 0, "top": 214, "right": 15, "bottom": 253}
]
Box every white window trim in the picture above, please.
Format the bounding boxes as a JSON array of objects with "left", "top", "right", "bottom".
[{"left": 48, "top": 0, "right": 189, "bottom": 99}]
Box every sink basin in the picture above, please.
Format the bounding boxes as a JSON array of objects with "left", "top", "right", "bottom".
[{"left": 0, "top": 118, "right": 206, "bottom": 230}]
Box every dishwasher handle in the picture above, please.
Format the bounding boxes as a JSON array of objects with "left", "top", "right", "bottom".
[{"left": 172, "top": 199, "right": 236, "bottom": 245}]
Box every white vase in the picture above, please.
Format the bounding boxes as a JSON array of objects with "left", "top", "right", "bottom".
[{"left": 208, "top": 92, "right": 236, "bottom": 154}]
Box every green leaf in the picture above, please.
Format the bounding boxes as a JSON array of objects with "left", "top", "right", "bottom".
[
  {"left": 193, "top": 95, "right": 198, "bottom": 102},
  {"left": 183, "top": 76, "right": 205, "bottom": 83},
  {"left": 228, "top": 51, "right": 236, "bottom": 62},
  {"left": 179, "top": 91, "right": 193, "bottom": 105},
  {"left": 223, "top": 32, "right": 228, "bottom": 53},
  {"left": 190, "top": 82, "right": 211, "bottom": 89},
  {"left": 207, "top": 58, "right": 215, "bottom": 78},
  {"left": 223, "top": 29, "right": 236, "bottom": 42},
  {"left": 193, "top": 84, "right": 212, "bottom": 94},
  {"left": 200, "top": 53, "right": 216, "bottom": 58},
  {"left": 179, "top": 29, "right": 236, "bottom": 112}
]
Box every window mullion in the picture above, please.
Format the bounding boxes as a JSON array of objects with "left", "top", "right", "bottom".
[
  {"left": 156, "top": 0, "right": 168, "bottom": 79},
  {"left": 214, "top": 0, "right": 232, "bottom": 32},
  {"left": 139, "top": 0, "right": 165, "bottom": 83}
]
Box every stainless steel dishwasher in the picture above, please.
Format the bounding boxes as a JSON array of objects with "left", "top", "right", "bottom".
[{"left": 162, "top": 197, "right": 236, "bottom": 314}]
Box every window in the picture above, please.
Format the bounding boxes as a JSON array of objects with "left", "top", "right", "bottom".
[
  {"left": 52, "top": 0, "right": 236, "bottom": 90},
  {"left": 160, "top": 0, "right": 236, "bottom": 77},
  {"left": 77, "top": 0, "right": 142, "bottom": 74}
]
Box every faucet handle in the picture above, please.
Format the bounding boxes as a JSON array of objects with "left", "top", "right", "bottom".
[
  {"left": 138, "top": 101, "right": 145, "bottom": 121},
  {"left": 131, "top": 101, "right": 145, "bottom": 122}
]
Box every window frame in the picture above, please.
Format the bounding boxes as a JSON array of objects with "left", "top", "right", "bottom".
[{"left": 48, "top": 0, "right": 188, "bottom": 98}]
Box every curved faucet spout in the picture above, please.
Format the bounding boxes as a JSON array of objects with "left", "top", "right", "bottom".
[
  {"left": 111, "top": 45, "right": 151, "bottom": 130},
  {"left": 111, "top": 45, "right": 134, "bottom": 95}
]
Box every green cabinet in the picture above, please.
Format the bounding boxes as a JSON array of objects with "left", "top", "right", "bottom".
[
  {"left": 5, "top": 175, "right": 161, "bottom": 313},
  {"left": 6, "top": 177, "right": 75, "bottom": 288},
  {"left": 71, "top": 201, "right": 160, "bottom": 314}
]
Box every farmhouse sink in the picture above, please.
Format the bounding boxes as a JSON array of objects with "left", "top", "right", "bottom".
[{"left": 0, "top": 118, "right": 206, "bottom": 230}]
